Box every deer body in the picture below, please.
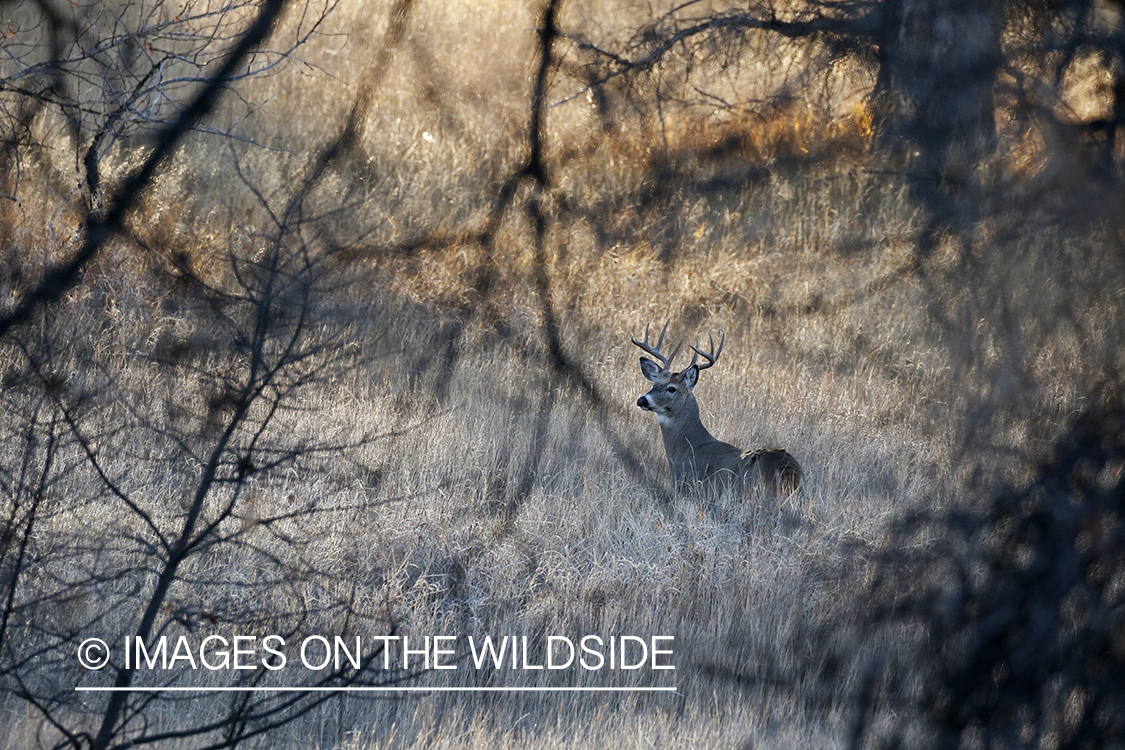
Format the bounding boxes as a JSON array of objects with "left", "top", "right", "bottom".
[{"left": 634, "top": 325, "right": 801, "bottom": 497}]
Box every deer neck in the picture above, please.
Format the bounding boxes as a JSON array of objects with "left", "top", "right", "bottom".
[{"left": 658, "top": 395, "right": 718, "bottom": 463}]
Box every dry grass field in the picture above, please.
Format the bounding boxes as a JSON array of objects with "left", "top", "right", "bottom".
[{"left": 1, "top": 1, "right": 1123, "bottom": 748}]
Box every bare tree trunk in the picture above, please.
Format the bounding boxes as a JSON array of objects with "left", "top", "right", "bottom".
[
  {"left": 1106, "top": 0, "right": 1125, "bottom": 171},
  {"left": 877, "top": 0, "right": 1003, "bottom": 189}
]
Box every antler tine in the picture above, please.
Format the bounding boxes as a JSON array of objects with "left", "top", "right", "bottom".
[
  {"left": 631, "top": 320, "right": 681, "bottom": 371},
  {"left": 655, "top": 321, "right": 683, "bottom": 364},
  {"left": 689, "top": 331, "right": 725, "bottom": 371}
]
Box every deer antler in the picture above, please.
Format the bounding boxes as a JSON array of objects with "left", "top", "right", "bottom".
[
  {"left": 689, "top": 331, "right": 725, "bottom": 371},
  {"left": 632, "top": 321, "right": 681, "bottom": 372}
]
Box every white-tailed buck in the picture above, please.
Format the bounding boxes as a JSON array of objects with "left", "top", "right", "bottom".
[{"left": 633, "top": 323, "right": 801, "bottom": 498}]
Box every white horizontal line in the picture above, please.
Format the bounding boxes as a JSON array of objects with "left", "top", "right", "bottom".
[{"left": 76, "top": 686, "right": 678, "bottom": 693}]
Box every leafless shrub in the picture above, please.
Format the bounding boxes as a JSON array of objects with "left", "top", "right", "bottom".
[{"left": 858, "top": 398, "right": 1125, "bottom": 749}]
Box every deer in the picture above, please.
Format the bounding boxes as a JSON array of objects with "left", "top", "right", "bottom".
[{"left": 633, "top": 322, "right": 802, "bottom": 499}]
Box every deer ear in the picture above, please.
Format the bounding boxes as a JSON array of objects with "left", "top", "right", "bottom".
[
  {"left": 639, "top": 357, "right": 663, "bottom": 381},
  {"left": 681, "top": 365, "right": 699, "bottom": 389}
]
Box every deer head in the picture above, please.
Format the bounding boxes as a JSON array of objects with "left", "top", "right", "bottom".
[{"left": 633, "top": 322, "right": 724, "bottom": 424}]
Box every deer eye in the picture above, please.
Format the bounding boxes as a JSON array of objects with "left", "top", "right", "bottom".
[{"left": 666, "top": 385, "right": 677, "bottom": 394}]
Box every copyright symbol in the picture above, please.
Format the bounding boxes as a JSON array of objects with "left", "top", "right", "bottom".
[{"left": 78, "top": 638, "right": 110, "bottom": 670}]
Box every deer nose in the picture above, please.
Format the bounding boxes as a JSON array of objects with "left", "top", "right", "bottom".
[{"left": 636, "top": 396, "right": 647, "bottom": 409}]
